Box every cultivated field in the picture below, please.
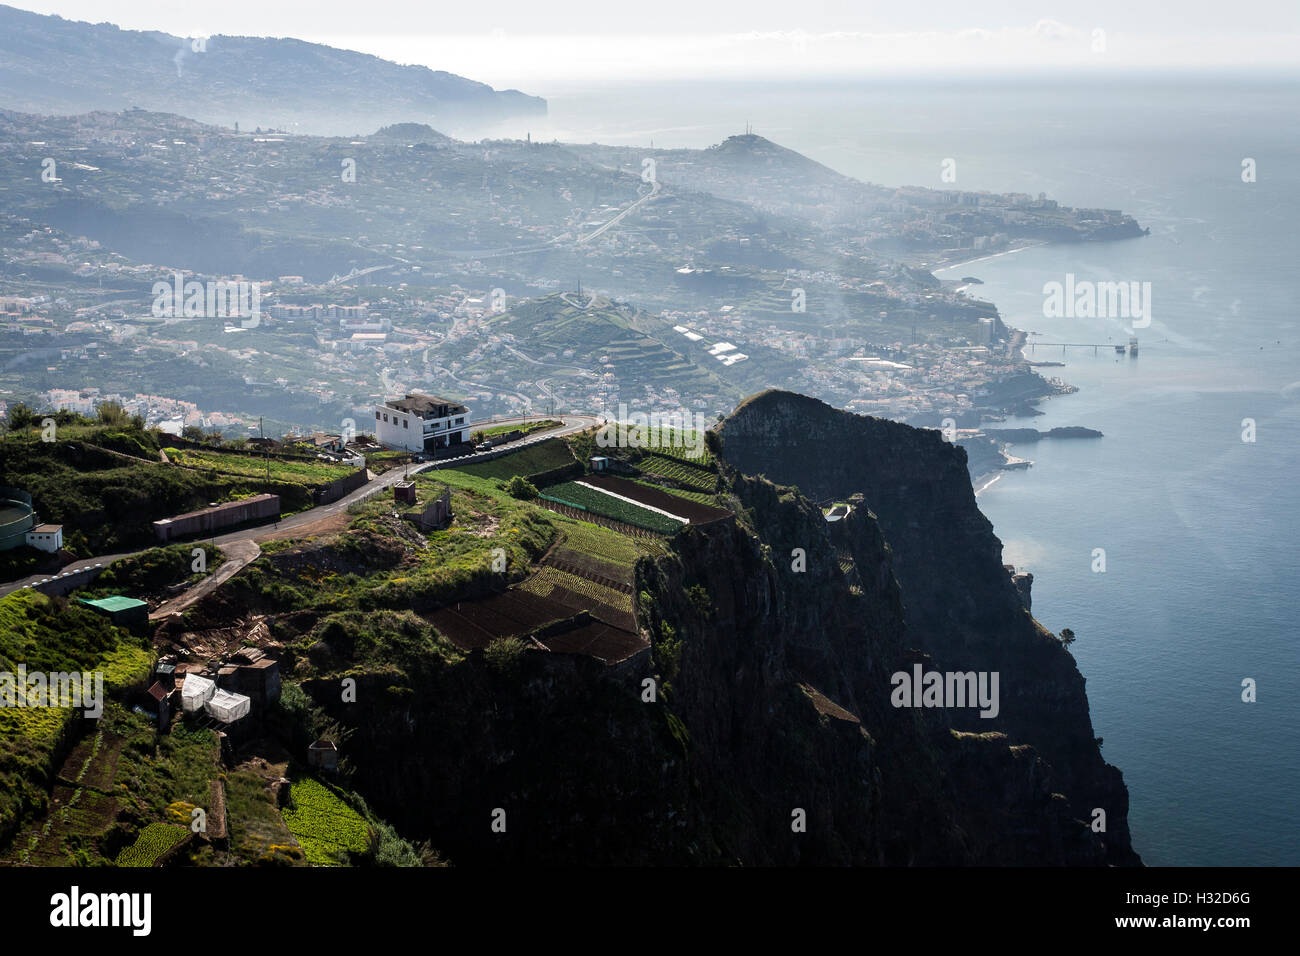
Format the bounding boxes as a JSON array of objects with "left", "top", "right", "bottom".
[
  {"left": 428, "top": 589, "right": 575, "bottom": 650},
  {"left": 542, "top": 480, "right": 685, "bottom": 534},
  {"left": 519, "top": 565, "right": 635, "bottom": 631},
  {"left": 636, "top": 453, "right": 717, "bottom": 491},
  {"left": 580, "top": 474, "right": 732, "bottom": 526},
  {"left": 281, "top": 778, "right": 370, "bottom": 866},
  {"left": 165, "top": 447, "right": 353, "bottom": 484}
]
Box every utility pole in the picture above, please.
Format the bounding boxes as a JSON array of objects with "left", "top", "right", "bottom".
[{"left": 260, "top": 417, "right": 270, "bottom": 484}]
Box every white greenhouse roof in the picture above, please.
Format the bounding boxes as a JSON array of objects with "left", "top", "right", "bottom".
[{"left": 180, "top": 673, "right": 216, "bottom": 713}]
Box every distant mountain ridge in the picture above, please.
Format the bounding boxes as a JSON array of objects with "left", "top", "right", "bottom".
[{"left": 0, "top": 4, "right": 545, "bottom": 135}]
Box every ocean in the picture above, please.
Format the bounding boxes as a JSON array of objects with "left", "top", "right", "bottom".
[{"left": 459, "top": 72, "right": 1300, "bottom": 865}]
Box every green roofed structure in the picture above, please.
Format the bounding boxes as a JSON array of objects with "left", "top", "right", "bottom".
[{"left": 79, "top": 595, "right": 149, "bottom": 634}]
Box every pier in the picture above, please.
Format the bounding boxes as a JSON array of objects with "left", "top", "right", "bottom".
[{"left": 1028, "top": 340, "right": 1139, "bottom": 356}]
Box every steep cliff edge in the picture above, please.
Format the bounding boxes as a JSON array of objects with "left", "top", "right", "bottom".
[
  {"left": 198, "top": 388, "right": 1140, "bottom": 864},
  {"left": 292, "top": 403, "right": 1135, "bottom": 863},
  {"left": 713, "top": 389, "right": 1139, "bottom": 864}
]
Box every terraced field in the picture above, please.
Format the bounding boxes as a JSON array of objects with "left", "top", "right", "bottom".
[
  {"left": 8, "top": 729, "right": 124, "bottom": 866},
  {"left": 519, "top": 566, "right": 634, "bottom": 630},
  {"left": 535, "top": 621, "right": 645, "bottom": 664},
  {"left": 428, "top": 589, "right": 575, "bottom": 650},
  {"left": 638, "top": 432, "right": 713, "bottom": 466},
  {"left": 541, "top": 481, "right": 685, "bottom": 534},
  {"left": 115, "top": 822, "right": 188, "bottom": 867},
  {"left": 580, "top": 475, "right": 732, "bottom": 526},
  {"left": 281, "top": 777, "right": 370, "bottom": 866},
  {"left": 165, "top": 447, "right": 353, "bottom": 484},
  {"left": 550, "top": 518, "right": 667, "bottom": 566},
  {"left": 637, "top": 453, "right": 717, "bottom": 491},
  {"left": 633, "top": 479, "right": 718, "bottom": 506},
  {"left": 489, "top": 297, "right": 735, "bottom": 398}
]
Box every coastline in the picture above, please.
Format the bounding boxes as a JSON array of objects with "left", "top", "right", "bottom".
[
  {"left": 927, "top": 240, "right": 1049, "bottom": 275},
  {"left": 944, "top": 246, "right": 1080, "bottom": 497}
]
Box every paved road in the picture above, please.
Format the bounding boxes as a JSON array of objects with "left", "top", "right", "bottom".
[
  {"left": 578, "top": 180, "right": 660, "bottom": 244},
  {"left": 0, "top": 414, "right": 601, "bottom": 600}
]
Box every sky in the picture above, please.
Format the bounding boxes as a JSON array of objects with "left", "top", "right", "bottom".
[{"left": 11, "top": 1, "right": 1300, "bottom": 91}]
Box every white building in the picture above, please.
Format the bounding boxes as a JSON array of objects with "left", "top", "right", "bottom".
[
  {"left": 347, "top": 332, "right": 387, "bottom": 351},
  {"left": 375, "top": 393, "right": 471, "bottom": 453},
  {"left": 26, "top": 524, "right": 63, "bottom": 552},
  {"left": 341, "top": 316, "right": 391, "bottom": 334}
]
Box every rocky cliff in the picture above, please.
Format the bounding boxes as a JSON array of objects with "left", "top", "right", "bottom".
[{"left": 713, "top": 389, "right": 1139, "bottom": 864}]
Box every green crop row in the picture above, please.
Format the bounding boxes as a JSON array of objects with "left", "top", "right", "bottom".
[
  {"left": 551, "top": 518, "right": 662, "bottom": 566},
  {"left": 115, "top": 822, "right": 188, "bottom": 867},
  {"left": 637, "top": 454, "right": 717, "bottom": 491},
  {"left": 542, "top": 482, "right": 683, "bottom": 535},
  {"left": 519, "top": 566, "right": 633, "bottom": 616},
  {"left": 281, "top": 778, "right": 370, "bottom": 866}
]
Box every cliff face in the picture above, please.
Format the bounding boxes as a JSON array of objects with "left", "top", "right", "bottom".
[
  {"left": 714, "top": 390, "right": 1138, "bottom": 864},
  {"left": 635, "top": 477, "right": 1115, "bottom": 864}
]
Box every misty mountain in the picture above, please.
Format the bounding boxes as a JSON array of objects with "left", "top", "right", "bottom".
[{"left": 0, "top": 4, "right": 545, "bottom": 135}]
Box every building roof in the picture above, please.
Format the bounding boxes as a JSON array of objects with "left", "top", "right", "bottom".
[
  {"left": 30, "top": 524, "right": 62, "bottom": 533},
  {"left": 384, "top": 393, "right": 467, "bottom": 416},
  {"left": 146, "top": 681, "right": 170, "bottom": 702},
  {"left": 79, "top": 595, "right": 147, "bottom": 612}
]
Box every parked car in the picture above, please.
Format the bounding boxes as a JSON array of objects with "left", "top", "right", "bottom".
[{"left": 475, "top": 442, "right": 493, "bottom": 452}]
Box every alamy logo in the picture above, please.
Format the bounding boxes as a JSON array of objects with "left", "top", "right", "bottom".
[
  {"left": 1042, "top": 273, "right": 1151, "bottom": 328},
  {"left": 596, "top": 403, "right": 707, "bottom": 458},
  {"left": 50, "top": 886, "right": 151, "bottom": 936},
  {"left": 890, "top": 665, "right": 1000, "bottom": 719},
  {"left": 152, "top": 271, "right": 261, "bottom": 321},
  {"left": 0, "top": 665, "right": 103, "bottom": 718}
]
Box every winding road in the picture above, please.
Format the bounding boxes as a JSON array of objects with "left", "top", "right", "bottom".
[{"left": 0, "top": 414, "right": 602, "bottom": 608}]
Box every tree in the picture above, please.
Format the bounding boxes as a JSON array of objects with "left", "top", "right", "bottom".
[
  {"left": 1060, "top": 628, "right": 1076, "bottom": 646},
  {"left": 6, "top": 403, "right": 36, "bottom": 430},
  {"left": 505, "top": 475, "right": 538, "bottom": 500},
  {"left": 96, "top": 400, "right": 129, "bottom": 426},
  {"left": 470, "top": 430, "right": 485, "bottom": 444},
  {"left": 181, "top": 425, "right": 205, "bottom": 442}
]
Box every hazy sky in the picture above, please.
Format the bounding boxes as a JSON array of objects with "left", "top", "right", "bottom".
[{"left": 13, "top": 1, "right": 1300, "bottom": 90}]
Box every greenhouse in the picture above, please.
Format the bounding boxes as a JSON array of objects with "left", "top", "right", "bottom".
[
  {"left": 180, "top": 673, "right": 216, "bottom": 714},
  {"left": 204, "top": 688, "right": 251, "bottom": 723}
]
